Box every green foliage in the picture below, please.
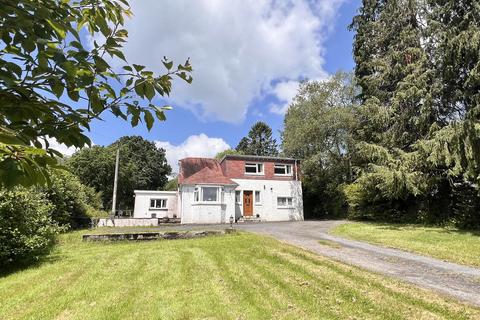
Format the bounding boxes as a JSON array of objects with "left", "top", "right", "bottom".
[
  {"left": 344, "top": 0, "right": 480, "bottom": 227},
  {"left": 0, "top": 0, "right": 192, "bottom": 188},
  {"left": 236, "top": 122, "right": 278, "bottom": 156},
  {"left": 0, "top": 187, "right": 62, "bottom": 268},
  {"left": 164, "top": 177, "right": 178, "bottom": 191},
  {"left": 68, "top": 136, "right": 171, "bottom": 209},
  {"left": 214, "top": 149, "right": 244, "bottom": 160},
  {"left": 43, "top": 170, "right": 105, "bottom": 229},
  {"left": 282, "top": 72, "right": 358, "bottom": 218}
]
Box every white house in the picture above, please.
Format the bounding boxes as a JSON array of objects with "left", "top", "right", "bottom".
[{"left": 133, "top": 155, "right": 303, "bottom": 224}]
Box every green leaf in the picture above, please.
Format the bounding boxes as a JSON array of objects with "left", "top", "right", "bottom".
[
  {"left": 155, "top": 109, "right": 167, "bottom": 121},
  {"left": 133, "top": 64, "right": 145, "bottom": 72},
  {"left": 163, "top": 60, "right": 173, "bottom": 70},
  {"left": 0, "top": 134, "right": 25, "bottom": 146},
  {"left": 51, "top": 80, "right": 64, "bottom": 98},
  {"left": 144, "top": 110, "right": 154, "bottom": 130},
  {"left": 134, "top": 79, "right": 144, "bottom": 97},
  {"left": 94, "top": 56, "right": 110, "bottom": 72},
  {"left": 144, "top": 82, "right": 155, "bottom": 101},
  {"left": 46, "top": 19, "right": 67, "bottom": 38}
]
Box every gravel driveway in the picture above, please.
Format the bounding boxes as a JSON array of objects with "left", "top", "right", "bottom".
[{"left": 234, "top": 220, "right": 480, "bottom": 307}]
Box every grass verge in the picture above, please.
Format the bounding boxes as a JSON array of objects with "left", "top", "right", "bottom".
[
  {"left": 331, "top": 222, "right": 480, "bottom": 267},
  {"left": 0, "top": 230, "right": 479, "bottom": 319}
]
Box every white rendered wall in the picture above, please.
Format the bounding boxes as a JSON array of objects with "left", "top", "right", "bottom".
[
  {"left": 133, "top": 190, "right": 178, "bottom": 219},
  {"left": 179, "top": 185, "right": 236, "bottom": 224},
  {"left": 97, "top": 218, "right": 158, "bottom": 227},
  {"left": 231, "top": 179, "right": 303, "bottom": 222}
]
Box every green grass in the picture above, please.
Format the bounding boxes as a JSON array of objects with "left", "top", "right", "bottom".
[
  {"left": 318, "top": 239, "right": 342, "bottom": 249},
  {"left": 332, "top": 222, "right": 480, "bottom": 267},
  {"left": 1, "top": 231, "right": 479, "bottom": 319}
]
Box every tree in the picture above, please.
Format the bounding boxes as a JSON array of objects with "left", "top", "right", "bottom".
[
  {"left": 164, "top": 177, "right": 178, "bottom": 191},
  {"left": 236, "top": 122, "right": 278, "bottom": 156},
  {"left": 345, "top": 0, "right": 480, "bottom": 227},
  {"left": 68, "top": 136, "right": 171, "bottom": 209},
  {"left": 282, "top": 72, "right": 359, "bottom": 218},
  {"left": 214, "top": 149, "right": 243, "bottom": 160},
  {"left": 0, "top": 0, "right": 192, "bottom": 188}
]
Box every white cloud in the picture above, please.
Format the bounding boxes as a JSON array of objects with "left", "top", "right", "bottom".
[
  {"left": 156, "top": 134, "right": 230, "bottom": 173},
  {"left": 44, "top": 137, "right": 79, "bottom": 156},
  {"left": 269, "top": 80, "right": 301, "bottom": 115},
  {"left": 121, "top": 0, "right": 344, "bottom": 123}
]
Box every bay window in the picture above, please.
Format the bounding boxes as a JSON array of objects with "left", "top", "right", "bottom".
[{"left": 194, "top": 186, "right": 221, "bottom": 203}]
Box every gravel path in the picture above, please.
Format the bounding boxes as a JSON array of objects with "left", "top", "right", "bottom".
[{"left": 234, "top": 221, "right": 480, "bottom": 307}]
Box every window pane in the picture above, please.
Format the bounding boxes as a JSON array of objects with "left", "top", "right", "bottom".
[
  {"left": 150, "top": 199, "right": 155, "bottom": 207},
  {"left": 194, "top": 188, "right": 199, "bottom": 202},
  {"left": 202, "top": 187, "right": 218, "bottom": 201},
  {"left": 257, "top": 164, "right": 263, "bottom": 173},
  {"left": 245, "top": 164, "right": 257, "bottom": 173},
  {"left": 287, "top": 198, "right": 293, "bottom": 206},
  {"left": 255, "top": 191, "right": 260, "bottom": 203},
  {"left": 235, "top": 191, "right": 241, "bottom": 203},
  {"left": 277, "top": 197, "right": 286, "bottom": 206},
  {"left": 286, "top": 165, "right": 292, "bottom": 174},
  {"left": 274, "top": 165, "right": 286, "bottom": 174}
]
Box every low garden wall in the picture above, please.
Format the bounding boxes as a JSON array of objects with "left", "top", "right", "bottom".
[
  {"left": 96, "top": 217, "right": 180, "bottom": 227},
  {"left": 83, "top": 229, "right": 235, "bottom": 241}
]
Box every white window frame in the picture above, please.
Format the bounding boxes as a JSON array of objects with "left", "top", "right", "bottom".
[
  {"left": 277, "top": 196, "right": 293, "bottom": 208},
  {"left": 150, "top": 198, "right": 167, "bottom": 209},
  {"left": 194, "top": 187, "right": 200, "bottom": 202},
  {"left": 235, "top": 190, "right": 242, "bottom": 204},
  {"left": 245, "top": 162, "right": 264, "bottom": 175},
  {"left": 193, "top": 186, "right": 221, "bottom": 204},
  {"left": 254, "top": 190, "right": 261, "bottom": 205},
  {"left": 274, "top": 164, "right": 293, "bottom": 176}
]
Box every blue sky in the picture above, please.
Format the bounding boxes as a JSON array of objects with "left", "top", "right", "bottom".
[{"left": 60, "top": 0, "right": 359, "bottom": 172}]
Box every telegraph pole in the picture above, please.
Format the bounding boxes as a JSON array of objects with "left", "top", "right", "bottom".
[{"left": 111, "top": 148, "right": 120, "bottom": 216}]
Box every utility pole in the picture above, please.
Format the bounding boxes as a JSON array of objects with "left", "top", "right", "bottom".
[{"left": 111, "top": 148, "right": 120, "bottom": 217}]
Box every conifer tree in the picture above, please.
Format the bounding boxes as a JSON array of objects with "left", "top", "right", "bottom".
[{"left": 236, "top": 122, "right": 278, "bottom": 156}]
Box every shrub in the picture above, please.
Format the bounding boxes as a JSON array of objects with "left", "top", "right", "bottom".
[
  {"left": 0, "top": 188, "right": 62, "bottom": 269},
  {"left": 43, "top": 170, "right": 105, "bottom": 229}
]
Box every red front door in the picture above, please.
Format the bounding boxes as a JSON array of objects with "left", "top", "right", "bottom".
[{"left": 243, "top": 191, "right": 253, "bottom": 216}]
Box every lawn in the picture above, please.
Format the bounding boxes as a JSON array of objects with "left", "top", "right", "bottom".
[
  {"left": 1, "top": 230, "right": 479, "bottom": 319},
  {"left": 332, "top": 222, "right": 480, "bottom": 267}
]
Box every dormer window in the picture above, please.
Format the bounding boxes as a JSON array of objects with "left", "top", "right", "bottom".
[
  {"left": 274, "top": 164, "right": 292, "bottom": 176},
  {"left": 245, "top": 162, "right": 264, "bottom": 175}
]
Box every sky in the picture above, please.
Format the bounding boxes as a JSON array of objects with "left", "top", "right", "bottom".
[{"left": 58, "top": 0, "right": 359, "bottom": 173}]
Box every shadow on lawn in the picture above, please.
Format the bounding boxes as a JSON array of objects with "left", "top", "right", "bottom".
[{"left": 0, "top": 250, "right": 63, "bottom": 279}]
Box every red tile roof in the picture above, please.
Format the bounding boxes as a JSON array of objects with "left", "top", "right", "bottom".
[{"left": 178, "top": 157, "right": 236, "bottom": 185}]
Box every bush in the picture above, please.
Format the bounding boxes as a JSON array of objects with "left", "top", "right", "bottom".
[
  {"left": 43, "top": 170, "right": 105, "bottom": 229},
  {"left": 0, "top": 188, "right": 62, "bottom": 269}
]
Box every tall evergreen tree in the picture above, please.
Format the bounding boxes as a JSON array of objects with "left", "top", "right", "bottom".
[
  {"left": 236, "top": 122, "right": 278, "bottom": 156},
  {"left": 346, "top": 0, "right": 480, "bottom": 227}
]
